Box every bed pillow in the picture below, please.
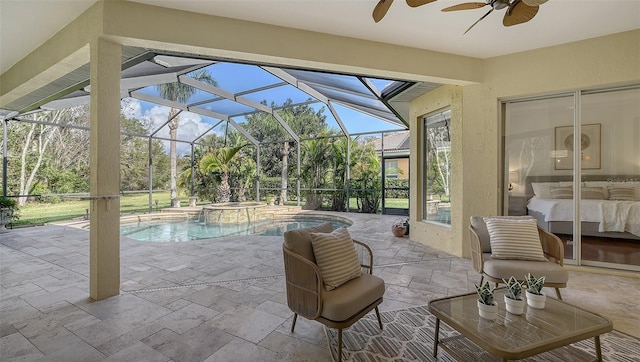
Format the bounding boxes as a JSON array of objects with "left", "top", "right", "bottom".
[
  {"left": 584, "top": 181, "right": 610, "bottom": 199},
  {"left": 611, "top": 182, "right": 640, "bottom": 201},
  {"left": 484, "top": 218, "right": 547, "bottom": 261},
  {"left": 608, "top": 186, "right": 636, "bottom": 201},
  {"left": 531, "top": 182, "right": 558, "bottom": 198},
  {"left": 310, "top": 227, "right": 362, "bottom": 291},
  {"left": 581, "top": 186, "right": 606, "bottom": 200},
  {"left": 550, "top": 186, "right": 573, "bottom": 199}
]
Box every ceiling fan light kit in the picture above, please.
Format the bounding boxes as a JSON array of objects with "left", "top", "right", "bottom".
[{"left": 373, "top": 0, "right": 548, "bottom": 33}]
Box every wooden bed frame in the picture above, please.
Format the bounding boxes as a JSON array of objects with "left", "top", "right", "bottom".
[{"left": 524, "top": 175, "right": 640, "bottom": 240}]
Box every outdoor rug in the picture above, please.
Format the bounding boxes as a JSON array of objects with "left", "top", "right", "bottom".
[{"left": 325, "top": 305, "right": 640, "bottom": 361}]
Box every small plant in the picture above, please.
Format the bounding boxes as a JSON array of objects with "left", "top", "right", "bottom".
[
  {"left": 0, "top": 196, "right": 19, "bottom": 221},
  {"left": 475, "top": 281, "right": 496, "bottom": 305},
  {"left": 0, "top": 196, "right": 17, "bottom": 209},
  {"left": 502, "top": 276, "right": 525, "bottom": 300},
  {"left": 525, "top": 273, "right": 546, "bottom": 295}
]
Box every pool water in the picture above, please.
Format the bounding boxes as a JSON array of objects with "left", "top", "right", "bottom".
[{"left": 121, "top": 218, "right": 351, "bottom": 242}]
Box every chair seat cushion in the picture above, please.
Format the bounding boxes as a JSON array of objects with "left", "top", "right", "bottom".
[
  {"left": 483, "top": 253, "right": 569, "bottom": 284},
  {"left": 321, "top": 273, "right": 385, "bottom": 322}
]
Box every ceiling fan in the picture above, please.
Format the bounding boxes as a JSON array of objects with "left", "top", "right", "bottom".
[
  {"left": 372, "top": 0, "right": 548, "bottom": 34},
  {"left": 373, "top": 0, "right": 437, "bottom": 23}
]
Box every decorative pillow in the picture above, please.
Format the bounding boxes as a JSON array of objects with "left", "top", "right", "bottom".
[
  {"left": 584, "top": 181, "right": 610, "bottom": 199},
  {"left": 611, "top": 182, "right": 640, "bottom": 201},
  {"left": 581, "top": 186, "right": 606, "bottom": 200},
  {"left": 484, "top": 218, "right": 547, "bottom": 261},
  {"left": 310, "top": 227, "right": 362, "bottom": 291},
  {"left": 550, "top": 186, "right": 573, "bottom": 199},
  {"left": 608, "top": 186, "right": 636, "bottom": 201},
  {"left": 531, "top": 182, "right": 558, "bottom": 199}
]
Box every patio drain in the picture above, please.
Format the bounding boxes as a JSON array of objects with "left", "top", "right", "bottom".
[{"left": 122, "top": 274, "right": 285, "bottom": 294}]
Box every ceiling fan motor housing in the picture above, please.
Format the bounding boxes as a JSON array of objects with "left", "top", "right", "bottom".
[{"left": 491, "top": 0, "right": 512, "bottom": 10}]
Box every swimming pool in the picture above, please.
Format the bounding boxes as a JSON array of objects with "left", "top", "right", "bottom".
[{"left": 121, "top": 217, "right": 351, "bottom": 242}]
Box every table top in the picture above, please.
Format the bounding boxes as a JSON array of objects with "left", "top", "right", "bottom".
[{"left": 429, "top": 289, "right": 613, "bottom": 360}]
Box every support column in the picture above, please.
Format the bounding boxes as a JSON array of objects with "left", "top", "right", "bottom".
[{"left": 89, "top": 37, "right": 121, "bottom": 301}]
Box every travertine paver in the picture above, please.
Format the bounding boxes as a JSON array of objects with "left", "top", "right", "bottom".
[{"left": 1, "top": 210, "right": 638, "bottom": 361}]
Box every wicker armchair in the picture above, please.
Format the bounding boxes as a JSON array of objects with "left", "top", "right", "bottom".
[
  {"left": 469, "top": 216, "right": 569, "bottom": 299},
  {"left": 283, "top": 222, "right": 385, "bottom": 362}
]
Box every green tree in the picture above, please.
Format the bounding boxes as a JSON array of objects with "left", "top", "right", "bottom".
[
  {"left": 244, "top": 99, "right": 327, "bottom": 203},
  {"left": 350, "top": 137, "right": 381, "bottom": 213},
  {"left": 300, "top": 131, "right": 333, "bottom": 209},
  {"left": 156, "top": 68, "right": 217, "bottom": 201},
  {"left": 120, "top": 115, "right": 170, "bottom": 191},
  {"left": 198, "top": 144, "right": 246, "bottom": 202}
]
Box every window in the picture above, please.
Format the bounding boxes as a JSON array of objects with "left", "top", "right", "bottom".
[
  {"left": 385, "top": 160, "right": 398, "bottom": 178},
  {"left": 423, "top": 109, "right": 451, "bottom": 224}
]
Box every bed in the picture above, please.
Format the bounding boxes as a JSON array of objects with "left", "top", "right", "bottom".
[{"left": 524, "top": 175, "right": 640, "bottom": 240}]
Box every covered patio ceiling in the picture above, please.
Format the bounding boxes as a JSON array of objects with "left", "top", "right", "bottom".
[{"left": 1, "top": 47, "right": 442, "bottom": 146}]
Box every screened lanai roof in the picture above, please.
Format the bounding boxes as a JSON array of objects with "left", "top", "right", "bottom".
[{"left": 1, "top": 48, "right": 443, "bottom": 145}]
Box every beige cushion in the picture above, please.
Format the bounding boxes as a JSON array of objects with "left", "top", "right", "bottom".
[
  {"left": 484, "top": 218, "right": 547, "bottom": 261},
  {"left": 581, "top": 186, "right": 606, "bottom": 199},
  {"left": 531, "top": 182, "right": 557, "bottom": 198},
  {"left": 608, "top": 186, "right": 636, "bottom": 201},
  {"left": 584, "top": 181, "right": 610, "bottom": 199},
  {"left": 310, "top": 227, "right": 362, "bottom": 291},
  {"left": 321, "top": 273, "right": 385, "bottom": 322},
  {"left": 550, "top": 186, "right": 573, "bottom": 199},
  {"left": 483, "top": 254, "right": 569, "bottom": 285},
  {"left": 470, "top": 216, "right": 534, "bottom": 253},
  {"left": 283, "top": 222, "right": 333, "bottom": 263}
]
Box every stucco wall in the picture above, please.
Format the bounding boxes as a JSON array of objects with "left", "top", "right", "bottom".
[
  {"left": 408, "top": 30, "right": 640, "bottom": 258},
  {"left": 409, "top": 85, "right": 463, "bottom": 257}
]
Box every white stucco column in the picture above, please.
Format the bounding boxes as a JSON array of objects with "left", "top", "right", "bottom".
[{"left": 89, "top": 37, "right": 121, "bottom": 300}]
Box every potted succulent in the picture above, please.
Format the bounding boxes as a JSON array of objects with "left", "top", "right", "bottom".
[
  {"left": 391, "top": 219, "right": 406, "bottom": 237},
  {"left": 525, "top": 273, "right": 546, "bottom": 309},
  {"left": 0, "top": 196, "right": 19, "bottom": 233},
  {"left": 502, "top": 276, "right": 526, "bottom": 315},
  {"left": 475, "top": 281, "right": 498, "bottom": 320}
]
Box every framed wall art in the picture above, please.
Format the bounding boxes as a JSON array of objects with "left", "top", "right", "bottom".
[{"left": 554, "top": 123, "right": 601, "bottom": 170}]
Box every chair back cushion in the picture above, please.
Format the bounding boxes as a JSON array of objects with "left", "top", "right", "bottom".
[
  {"left": 283, "top": 222, "right": 334, "bottom": 263},
  {"left": 470, "top": 215, "right": 534, "bottom": 253},
  {"left": 310, "top": 227, "right": 363, "bottom": 291},
  {"left": 484, "top": 218, "right": 547, "bottom": 261}
]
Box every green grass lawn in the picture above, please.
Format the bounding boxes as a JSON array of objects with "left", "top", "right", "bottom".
[
  {"left": 14, "top": 192, "right": 174, "bottom": 226},
  {"left": 13, "top": 192, "right": 409, "bottom": 226}
]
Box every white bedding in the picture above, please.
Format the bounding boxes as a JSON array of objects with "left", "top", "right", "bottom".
[{"left": 527, "top": 197, "right": 640, "bottom": 236}]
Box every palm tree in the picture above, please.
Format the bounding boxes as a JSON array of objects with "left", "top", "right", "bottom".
[
  {"left": 199, "top": 145, "right": 246, "bottom": 202},
  {"left": 156, "top": 69, "right": 216, "bottom": 201}
]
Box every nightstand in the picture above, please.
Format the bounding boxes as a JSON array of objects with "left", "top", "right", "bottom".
[{"left": 508, "top": 196, "right": 527, "bottom": 216}]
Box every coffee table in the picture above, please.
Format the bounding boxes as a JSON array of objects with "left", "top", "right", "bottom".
[{"left": 429, "top": 289, "right": 613, "bottom": 361}]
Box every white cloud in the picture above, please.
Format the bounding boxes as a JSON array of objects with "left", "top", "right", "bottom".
[
  {"left": 121, "top": 98, "right": 142, "bottom": 120},
  {"left": 143, "top": 106, "right": 220, "bottom": 156},
  {"left": 121, "top": 98, "right": 226, "bottom": 156}
]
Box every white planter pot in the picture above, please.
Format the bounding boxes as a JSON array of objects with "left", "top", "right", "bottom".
[
  {"left": 504, "top": 295, "right": 525, "bottom": 315},
  {"left": 526, "top": 290, "right": 546, "bottom": 309},
  {"left": 0, "top": 209, "right": 12, "bottom": 233},
  {"left": 477, "top": 300, "right": 498, "bottom": 320}
]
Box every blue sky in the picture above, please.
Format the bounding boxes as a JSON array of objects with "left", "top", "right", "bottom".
[{"left": 123, "top": 62, "right": 404, "bottom": 155}]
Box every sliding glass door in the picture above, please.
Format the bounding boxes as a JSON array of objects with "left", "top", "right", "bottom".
[
  {"left": 504, "top": 94, "right": 576, "bottom": 263},
  {"left": 503, "top": 85, "right": 640, "bottom": 270}
]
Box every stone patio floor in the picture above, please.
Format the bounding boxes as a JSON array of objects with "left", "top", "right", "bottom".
[{"left": 1, "top": 210, "right": 639, "bottom": 361}]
